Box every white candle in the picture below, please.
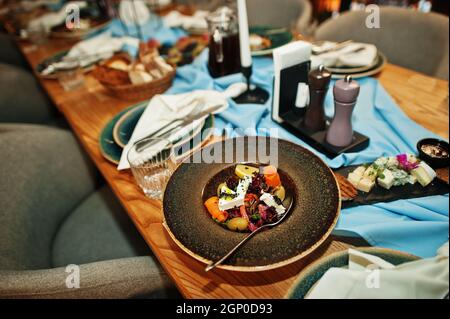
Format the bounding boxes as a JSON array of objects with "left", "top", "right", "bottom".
[{"left": 237, "top": 0, "right": 252, "bottom": 68}]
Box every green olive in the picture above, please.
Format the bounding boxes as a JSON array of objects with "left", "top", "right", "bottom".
[
  {"left": 273, "top": 186, "right": 286, "bottom": 201},
  {"left": 227, "top": 217, "right": 249, "bottom": 232},
  {"left": 217, "top": 183, "right": 227, "bottom": 197}
]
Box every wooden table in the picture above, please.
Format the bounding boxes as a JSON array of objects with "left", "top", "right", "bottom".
[{"left": 17, "top": 39, "right": 449, "bottom": 299}]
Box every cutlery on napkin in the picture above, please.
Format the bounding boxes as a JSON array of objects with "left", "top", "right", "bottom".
[
  {"left": 311, "top": 41, "right": 378, "bottom": 69},
  {"left": 306, "top": 242, "right": 449, "bottom": 299},
  {"left": 117, "top": 84, "right": 247, "bottom": 170},
  {"left": 41, "top": 32, "right": 139, "bottom": 75}
]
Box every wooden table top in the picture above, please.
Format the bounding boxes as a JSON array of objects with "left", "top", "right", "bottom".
[{"left": 16, "top": 38, "right": 449, "bottom": 299}]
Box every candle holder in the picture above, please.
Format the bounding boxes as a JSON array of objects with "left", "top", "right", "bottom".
[
  {"left": 233, "top": 0, "right": 269, "bottom": 105},
  {"left": 233, "top": 66, "right": 270, "bottom": 104}
]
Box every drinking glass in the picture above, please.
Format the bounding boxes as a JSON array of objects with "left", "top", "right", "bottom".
[
  {"left": 26, "top": 23, "right": 48, "bottom": 46},
  {"left": 56, "top": 60, "right": 85, "bottom": 91},
  {"left": 127, "top": 138, "right": 177, "bottom": 200}
]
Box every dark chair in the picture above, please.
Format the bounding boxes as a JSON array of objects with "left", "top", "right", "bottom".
[{"left": 0, "top": 63, "right": 64, "bottom": 126}]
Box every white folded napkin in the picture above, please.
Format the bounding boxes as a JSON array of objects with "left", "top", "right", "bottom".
[
  {"left": 311, "top": 41, "right": 378, "bottom": 69},
  {"left": 28, "top": 1, "right": 87, "bottom": 30},
  {"left": 306, "top": 242, "right": 449, "bottom": 299},
  {"left": 119, "top": 0, "right": 150, "bottom": 26},
  {"left": 66, "top": 31, "right": 139, "bottom": 66},
  {"left": 117, "top": 89, "right": 239, "bottom": 170},
  {"left": 163, "top": 10, "right": 209, "bottom": 31}
]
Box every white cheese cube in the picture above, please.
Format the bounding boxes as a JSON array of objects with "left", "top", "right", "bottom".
[
  {"left": 363, "top": 166, "right": 378, "bottom": 182},
  {"left": 348, "top": 172, "right": 362, "bottom": 187},
  {"left": 377, "top": 169, "right": 394, "bottom": 190},
  {"left": 353, "top": 166, "right": 366, "bottom": 177},
  {"left": 357, "top": 178, "right": 376, "bottom": 193},
  {"left": 260, "top": 192, "right": 286, "bottom": 215},
  {"left": 411, "top": 162, "right": 436, "bottom": 187},
  {"left": 218, "top": 197, "right": 244, "bottom": 211}
]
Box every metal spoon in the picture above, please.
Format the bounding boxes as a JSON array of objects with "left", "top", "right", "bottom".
[{"left": 205, "top": 194, "right": 295, "bottom": 272}]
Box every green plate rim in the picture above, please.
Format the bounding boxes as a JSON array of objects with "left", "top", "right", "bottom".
[
  {"left": 99, "top": 103, "right": 215, "bottom": 165},
  {"left": 285, "top": 247, "right": 419, "bottom": 299},
  {"left": 250, "top": 25, "right": 293, "bottom": 56},
  {"left": 112, "top": 104, "right": 205, "bottom": 149}
]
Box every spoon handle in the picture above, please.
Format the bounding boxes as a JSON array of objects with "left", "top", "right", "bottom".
[{"left": 205, "top": 227, "right": 265, "bottom": 272}]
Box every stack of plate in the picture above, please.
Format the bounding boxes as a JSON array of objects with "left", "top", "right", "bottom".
[
  {"left": 99, "top": 102, "right": 215, "bottom": 165},
  {"left": 327, "top": 51, "right": 387, "bottom": 79}
]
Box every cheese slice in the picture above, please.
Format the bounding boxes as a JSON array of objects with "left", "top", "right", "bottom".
[
  {"left": 260, "top": 192, "right": 286, "bottom": 215},
  {"left": 377, "top": 169, "right": 394, "bottom": 190},
  {"left": 356, "top": 178, "right": 375, "bottom": 193}
]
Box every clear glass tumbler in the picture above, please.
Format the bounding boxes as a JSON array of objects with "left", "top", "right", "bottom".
[
  {"left": 56, "top": 60, "right": 85, "bottom": 91},
  {"left": 127, "top": 138, "right": 177, "bottom": 200},
  {"left": 26, "top": 23, "right": 49, "bottom": 46}
]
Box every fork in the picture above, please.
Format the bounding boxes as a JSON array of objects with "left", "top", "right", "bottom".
[{"left": 205, "top": 194, "right": 295, "bottom": 272}]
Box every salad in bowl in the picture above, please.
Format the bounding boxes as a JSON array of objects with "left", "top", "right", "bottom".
[{"left": 203, "top": 164, "right": 288, "bottom": 233}]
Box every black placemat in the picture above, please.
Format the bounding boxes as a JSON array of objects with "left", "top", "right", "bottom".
[{"left": 335, "top": 165, "right": 449, "bottom": 209}]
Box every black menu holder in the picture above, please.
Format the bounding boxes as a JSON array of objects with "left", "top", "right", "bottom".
[{"left": 272, "top": 61, "right": 370, "bottom": 159}]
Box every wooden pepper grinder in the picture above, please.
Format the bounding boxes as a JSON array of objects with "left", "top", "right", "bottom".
[
  {"left": 303, "top": 65, "right": 332, "bottom": 132},
  {"left": 326, "top": 75, "right": 360, "bottom": 147}
]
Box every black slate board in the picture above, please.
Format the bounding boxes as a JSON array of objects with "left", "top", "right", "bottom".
[{"left": 335, "top": 165, "right": 449, "bottom": 209}]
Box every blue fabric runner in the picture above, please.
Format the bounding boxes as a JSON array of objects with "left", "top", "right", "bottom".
[{"left": 104, "top": 19, "right": 448, "bottom": 258}]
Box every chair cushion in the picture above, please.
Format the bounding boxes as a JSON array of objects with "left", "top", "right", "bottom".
[
  {"left": 52, "top": 185, "right": 150, "bottom": 268},
  {"left": 0, "top": 63, "right": 60, "bottom": 125},
  {"left": 0, "top": 125, "right": 98, "bottom": 271}
]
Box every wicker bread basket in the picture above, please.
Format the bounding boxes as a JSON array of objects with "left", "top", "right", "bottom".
[
  {"left": 100, "top": 69, "right": 175, "bottom": 100},
  {"left": 93, "top": 53, "right": 176, "bottom": 101}
]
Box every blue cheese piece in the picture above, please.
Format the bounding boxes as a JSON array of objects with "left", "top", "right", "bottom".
[
  {"left": 260, "top": 192, "right": 286, "bottom": 215},
  {"left": 377, "top": 169, "right": 394, "bottom": 190},
  {"left": 374, "top": 157, "right": 388, "bottom": 168},
  {"left": 386, "top": 157, "right": 399, "bottom": 169},
  {"left": 219, "top": 176, "right": 252, "bottom": 211}
]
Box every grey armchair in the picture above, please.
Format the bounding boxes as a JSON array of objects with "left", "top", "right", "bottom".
[
  {"left": 314, "top": 7, "right": 449, "bottom": 80},
  {"left": 247, "top": 0, "right": 313, "bottom": 35},
  {"left": 0, "top": 124, "right": 178, "bottom": 298},
  {"left": 177, "top": 0, "right": 314, "bottom": 35},
  {"left": 0, "top": 63, "right": 62, "bottom": 126},
  {"left": 0, "top": 33, "right": 29, "bottom": 69}
]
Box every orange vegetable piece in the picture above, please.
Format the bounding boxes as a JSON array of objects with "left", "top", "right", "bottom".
[
  {"left": 263, "top": 165, "right": 281, "bottom": 188},
  {"left": 204, "top": 196, "right": 228, "bottom": 223}
]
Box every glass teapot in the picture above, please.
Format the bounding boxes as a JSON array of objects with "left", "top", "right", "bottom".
[{"left": 206, "top": 6, "right": 241, "bottom": 78}]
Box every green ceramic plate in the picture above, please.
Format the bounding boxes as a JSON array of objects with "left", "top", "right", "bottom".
[
  {"left": 285, "top": 247, "right": 419, "bottom": 299},
  {"left": 99, "top": 102, "right": 214, "bottom": 165},
  {"left": 250, "top": 25, "right": 293, "bottom": 56},
  {"left": 331, "top": 52, "right": 387, "bottom": 79},
  {"left": 99, "top": 104, "right": 142, "bottom": 165},
  {"left": 112, "top": 104, "right": 205, "bottom": 149}
]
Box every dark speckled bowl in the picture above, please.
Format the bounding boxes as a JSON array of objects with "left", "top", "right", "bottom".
[{"left": 163, "top": 137, "right": 341, "bottom": 272}]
